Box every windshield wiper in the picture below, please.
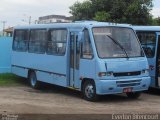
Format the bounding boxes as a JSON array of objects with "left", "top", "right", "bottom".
[{"left": 106, "top": 35, "right": 129, "bottom": 59}]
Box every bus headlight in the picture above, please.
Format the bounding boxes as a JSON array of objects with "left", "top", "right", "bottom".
[
  {"left": 98, "top": 72, "right": 113, "bottom": 77},
  {"left": 106, "top": 72, "right": 113, "bottom": 76},
  {"left": 141, "top": 69, "right": 149, "bottom": 74},
  {"left": 98, "top": 72, "right": 107, "bottom": 77}
]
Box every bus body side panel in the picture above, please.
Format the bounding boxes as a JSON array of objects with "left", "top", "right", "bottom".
[
  {"left": 36, "top": 71, "right": 67, "bottom": 87},
  {"left": 155, "top": 33, "right": 160, "bottom": 88},
  {"left": 78, "top": 27, "right": 97, "bottom": 90},
  {"left": 12, "top": 52, "right": 67, "bottom": 87},
  {"left": 147, "top": 58, "right": 157, "bottom": 87},
  {"left": 79, "top": 59, "right": 96, "bottom": 87},
  {"left": 147, "top": 32, "right": 160, "bottom": 88},
  {"left": 133, "top": 28, "right": 160, "bottom": 89},
  {"left": 12, "top": 65, "right": 28, "bottom": 78}
]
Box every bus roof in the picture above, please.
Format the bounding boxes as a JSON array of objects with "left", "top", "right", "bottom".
[
  {"left": 14, "top": 22, "right": 132, "bottom": 30},
  {"left": 132, "top": 26, "right": 160, "bottom": 31}
]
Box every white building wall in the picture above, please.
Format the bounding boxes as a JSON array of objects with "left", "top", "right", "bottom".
[{"left": 38, "top": 17, "right": 72, "bottom": 24}]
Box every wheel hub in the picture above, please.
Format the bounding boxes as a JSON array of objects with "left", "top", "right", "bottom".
[
  {"left": 85, "top": 84, "right": 94, "bottom": 98},
  {"left": 31, "top": 74, "right": 36, "bottom": 87}
]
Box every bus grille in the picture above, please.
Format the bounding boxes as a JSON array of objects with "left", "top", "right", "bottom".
[
  {"left": 113, "top": 71, "right": 141, "bottom": 77},
  {"left": 116, "top": 80, "right": 141, "bottom": 87}
]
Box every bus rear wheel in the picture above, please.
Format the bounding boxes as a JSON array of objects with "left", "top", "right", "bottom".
[
  {"left": 29, "top": 71, "right": 41, "bottom": 89},
  {"left": 126, "top": 92, "right": 141, "bottom": 99},
  {"left": 82, "top": 80, "right": 99, "bottom": 102}
]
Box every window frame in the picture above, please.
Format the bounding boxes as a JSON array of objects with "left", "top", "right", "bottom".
[
  {"left": 81, "top": 28, "right": 94, "bottom": 60},
  {"left": 46, "top": 28, "right": 68, "bottom": 56},
  {"left": 13, "top": 29, "right": 29, "bottom": 52},
  {"left": 28, "top": 29, "right": 47, "bottom": 54}
]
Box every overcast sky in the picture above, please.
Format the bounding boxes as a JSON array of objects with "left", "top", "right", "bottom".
[{"left": 0, "top": 0, "right": 160, "bottom": 30}]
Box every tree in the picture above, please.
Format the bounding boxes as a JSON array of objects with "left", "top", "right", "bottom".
[
  {"left": 152, "top": 17, "right": 160, "bottom": 25},
  {"left": 123, "top": 0, "right": 153, "bottom": 25},
  {"left": 156, "top": 18, "right": 160, "bottom": 25},
  {"left": 93, "top": 11, "right": 111, "bottom": 22},
  {"left": 69, "top": 1, "right": 93, "bottom": 21},
  {"left": 69, "top": 0, "right": 153, "bottom": 25}
]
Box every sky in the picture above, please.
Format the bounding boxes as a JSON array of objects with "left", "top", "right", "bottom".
[
  {"left": 151, "top": 0, "right": 160, "bottom": 17},
  {"left": 0, "top": 0, "right": 160, "bottom": 30}
]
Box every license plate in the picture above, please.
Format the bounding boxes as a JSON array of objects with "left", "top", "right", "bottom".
[{"left": 123, "top": 88, "right": 132, "bottom": 93}]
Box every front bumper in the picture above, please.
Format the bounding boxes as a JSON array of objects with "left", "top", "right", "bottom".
[{"left": 95, "top": 77, "right": 151, "bottom": 95}]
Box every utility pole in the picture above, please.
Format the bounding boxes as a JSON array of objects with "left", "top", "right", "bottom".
[
  {"left": 22, "top": 14, "right": 32, "bottom": 25},
  {"left": 1, "top": 21, "right": 7, "bottom": 36},
  {"left": 29, "top": 16, "right": 31, "bottom": 25}
]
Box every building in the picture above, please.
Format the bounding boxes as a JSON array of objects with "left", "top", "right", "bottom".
[
  {"left": 0, "top": 27, "right": 13, "bottom": 37},
  {"left": 38, "top": 15, "right": 72, "bottom": 24},
  {"left": 4, "top": 27, "right": 13, "bottom": 37}
]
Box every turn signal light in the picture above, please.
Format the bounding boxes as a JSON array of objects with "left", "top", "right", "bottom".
[{"left": 141, "top": 69, "right": 149, "bottom": 74}]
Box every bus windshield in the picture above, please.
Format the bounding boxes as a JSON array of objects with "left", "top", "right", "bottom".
[{"left": 93, "top": 27, "right": 144, "bottom": 58}]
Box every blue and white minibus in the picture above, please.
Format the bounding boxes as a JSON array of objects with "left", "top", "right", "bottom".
[
  {"left": 133, "top": 26, "right": 160, "bottom": 89},
  {"left": 12, "top": 22, "right": 150, "bottom": 101}
]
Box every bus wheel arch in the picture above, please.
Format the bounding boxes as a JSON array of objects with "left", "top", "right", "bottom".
[
  {"left": 28, "top": 69, "right": 34, "bottom": 78},
  {"left": 81, "top": 78, "right": 99, "bottom": 101}
]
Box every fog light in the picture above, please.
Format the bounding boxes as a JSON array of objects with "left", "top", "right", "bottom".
[
  {"left": 142, "top": 84, "right": 146, "bottom": 87},
  {"left": 109, "top": 87, "right": 114, "bottom": 90}
]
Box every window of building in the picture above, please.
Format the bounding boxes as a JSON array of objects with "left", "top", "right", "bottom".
[
  {"left": 47, "top": 29, "right": 67, "bottom": 55},
  {"left": 29, "top": 29, "right": 47, "bottom": 54},
  {"left": 81, "top": 29, "right": 93, "bottom": 59},
  {"left": 13, "top": 30, "right": 29, "bottom": 51}
]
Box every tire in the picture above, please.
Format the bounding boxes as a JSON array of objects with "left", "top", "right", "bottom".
[
  {"left": 82, "top": 80, "right": 99, "bottom": 102},
  {"left": 126, "top": 92, "right": 141, "bottom": 99},
  {"left": 29, "top": 71, "right": 41, "bottom": 89}
]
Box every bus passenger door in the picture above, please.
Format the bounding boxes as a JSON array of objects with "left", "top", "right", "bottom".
[
  {"left": 69, "top": 32, "right": 80, "bottom": 88},
  {"left": 156, "top": 33, "right": 160, "bottom": 87}
]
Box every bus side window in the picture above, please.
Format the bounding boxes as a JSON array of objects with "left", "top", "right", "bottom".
[
  {"left": 29, "top": 29, "right": 47, "bottom": 54},
  {"left": 13, "top": 30, "right": 28, "bottom": 51},
  {"left": 137, "top": 32, "right": 156, "bottom": 58},
  {"left": 47, "top": 29, "right": 67, "bottom": 55},
  {"left": 158, "top": 35, "right": 160, "bottom": 59},
  {"left": 81, "top": 29, "right": 93, "bottom": 59}
]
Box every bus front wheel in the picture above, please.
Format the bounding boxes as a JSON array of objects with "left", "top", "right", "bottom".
[
  {"left": 126, "top": 92, "right": 141, "bottom": 99},
  {"left": 29, "top": 71, "right": 41, "bottom": 89},
  {"left": 82, "top": 80, "right": 99, "bottom": 102}
]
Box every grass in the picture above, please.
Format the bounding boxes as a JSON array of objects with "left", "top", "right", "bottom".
[{"left": 0, "top": 73, "right": 27, "bottom": 86}]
